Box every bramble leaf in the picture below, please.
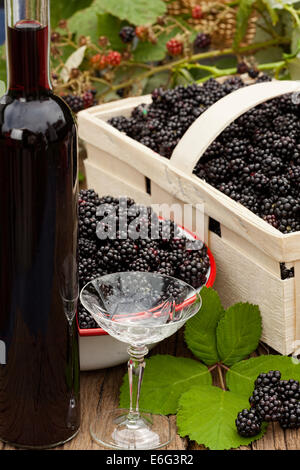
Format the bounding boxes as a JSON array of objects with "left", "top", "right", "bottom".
[
  {"left": 99, "top": 0, "right": 166, "bottom": 26},
  {"left": 119, "top": 355, "right": 212, "bottom": 415},
  {"left": 184, "top": 287, "right": 224, "bottom": 366},
  {"left": 177, "top": 385, "right": 268, "bottom": 450},
  {"left": 216, "top": 303, "right": 262, "bottom": 366},
  {"left": 227, "top": 355, "right": 300, "bottom": 397}
]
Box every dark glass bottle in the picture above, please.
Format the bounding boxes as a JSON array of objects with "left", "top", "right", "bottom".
[{"left": 0, "top": 0, "right": 80, "bottom": 448}]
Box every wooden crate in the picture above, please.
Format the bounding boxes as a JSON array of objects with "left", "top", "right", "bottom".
[{"left": 78, "top": 80, "right": 300, "bottom": 355}]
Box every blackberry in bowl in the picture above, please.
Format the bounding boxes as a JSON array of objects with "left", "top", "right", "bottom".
[{"left": 77, "top": 190, "right": 216, "bottom": 370}]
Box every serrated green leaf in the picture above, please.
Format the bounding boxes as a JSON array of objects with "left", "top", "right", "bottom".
[
  {"left": 177, "top": 385, "right": 268, "bottom": 450},
  {"left": 50, "top": 0, "right": 94, "bottom": 28},
  {"left": 133, "top": 28, "right": 181, "bottom": 62},
  {"left": 68, "top": 0, "right": 106, "bottom": 44},
  {"left": 216, "top": 303, "right": 262, "bottom": 366},
  {"left": 234, "top": 0, "right": 256, "bottom": 47},
  {"left": 227, "top": 355, "right": 300, "bottom": 397},
  {"left": 119, "top": 355, "right": 212, "bottom": 415},
  {"left": 184, "top": 287, "right": 224, "bottom": 366},
  {"left": 99, "top": 0, "right": 166, "bottom": 26},
  {"left": 97, "top": 14, "right": 127, "bottom": 51}
]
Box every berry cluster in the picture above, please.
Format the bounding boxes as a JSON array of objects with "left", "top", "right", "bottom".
[
  {"left": 77, "top": 189, "right": 210, "bottom": 329},
  {"left": 236, "top": 370, "right": 300, "bottom": 437},
  {"left": 108, "top": 74, "right": 300, "bottom": 234},
  {"left": 194, "top": 78, "right": 300, "bottom": 233},
  {"left": 108, "top": 76, "right": 248, "bottom": 158},
  {"left": 62, "top": 90, "right": 97, "bottom": 113}
]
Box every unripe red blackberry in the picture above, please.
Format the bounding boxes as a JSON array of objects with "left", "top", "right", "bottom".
[
  {"left": 166, "top": 38, "right": 183, "bottom": 56},
  {"left": 106, "top": 50, "right": 122, "bottom": 66},
  {"left": 191, "top": 5, "right": 203, "bottom": 19}
]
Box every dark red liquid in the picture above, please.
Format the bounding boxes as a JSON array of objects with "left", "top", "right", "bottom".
[
  {"left": 0, "top": 22, "right": 80, "bottom": 448},
  {"left": 7, "top": 20, "right": 50, "bottom": 95}
]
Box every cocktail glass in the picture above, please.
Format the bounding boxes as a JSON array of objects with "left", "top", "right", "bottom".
[{"left": 80, "top": 271, "right": 200, "bottom": 450}]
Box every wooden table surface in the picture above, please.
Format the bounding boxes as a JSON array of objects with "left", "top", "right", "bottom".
[{"left": 2, "top": 329, "right": 300, "bottom": 451}]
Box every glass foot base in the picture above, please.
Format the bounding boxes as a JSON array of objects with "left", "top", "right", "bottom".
[{"left": 90, "top": 408, "right": 174, "bottom": 450}]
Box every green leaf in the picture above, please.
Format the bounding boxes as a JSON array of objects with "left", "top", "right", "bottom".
[
  {"left": 68, "top": 0, "right": 106, "bottom": 44},
  {"left": 97, "top": 14, "right": 126, "bottom": 51},
  {"left": 177, "top": 385, "right": 268, "bottom": 450},
  {"left": 119, "top": 355, "right": 212, "bottom": 415},
  {"left": 184, "top": 287, "right": 224, "bottom": 366},
  {"left": 133, "top": 28, "right": 181, "bottom": 62},
  {"left": 216, "top": 303, "right": 262, "bottom": 366},
  {"left": 227, "top": 355, "right": 300, "bottom": 397},
  {"left": 99, "top": 0, "right": 167, "bottom": 26},
  {"left": 50, "top": 0, "right": 94, "bottom": 28},
  {"left": 143, "top": 71, "right": 171, "bottom": 94},
  {"left": 234, "top": 0, "right": 256, "bottom": 47},
  {"left": 292, "top": 26, "right": 300, "bottom": 54}
]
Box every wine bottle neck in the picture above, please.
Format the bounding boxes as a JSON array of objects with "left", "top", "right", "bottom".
[{"left": 5, "top": 0, "right": 51, "bottom": 96}]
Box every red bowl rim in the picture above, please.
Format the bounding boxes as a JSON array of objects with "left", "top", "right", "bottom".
[{"left": 77, "top": 222, "right": 216, "bottom": 337}]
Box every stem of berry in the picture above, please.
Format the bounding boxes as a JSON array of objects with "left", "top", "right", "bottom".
[{"left": 90, "top": 36, "right": 289, "bottom": 99}]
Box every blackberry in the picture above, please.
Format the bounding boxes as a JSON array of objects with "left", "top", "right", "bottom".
[
  {"left": 273, "top": 136, "right": 296, "bottom": 159},
  {"left": 248, "top": 68, "right": 259, "bottom": 79},
  {"left": 79, "top": 189, "right": 101, "bottom": 205},
  {"left": 255, "top": 73, "right": 272, "bottom": 83},
  {"left": 254, "top": 370, "right": 282, "bottom": 389},
  {"left": 237, "top": 62, "right": 249, "bottom": 74},
  {"left": 254, "top": 393, "right": 283, "bottom": 422},
  {"left": 277, "top": 379, "right": 300, "bottom": 401},
  {"left": 269, "top": 175, "right": 290, "bottom": 196},
  {"left": 119, "top": 26, "right": 136, "bottom": 43},
  {"left": 193, "top": 33, "right": 211, "bottom": 52},
  {"left": 279, "top": 399, "right": 300, "bottom": 429},
  {"left": 78, "top": 304, "right": 98, "bottom": 329},
  {"left": 78, "top": 238, "right": 97, "bottom": 259},
  {"left": 280, "top": 263, "right": 295, "bottom": 280},
  {"left": 235, "top": 409, "right": 262, "bottom": 437},
  {"left": 249, "top": 385, "right": 278, "bottom": 407},
  {"left": 130, "top": 257, "right": 151, "bottom": 272},
  {"left": 97, "top": 245, "right": 122, "bottom": 271},
  {"left": 62, "top": 94, "right": 84, "bottom": 113},
  {"left": 178, "top": 250, "right": 210, "bottom": 288},
  {"left": 262, "top": 214, "right": 279, "bottom": 229}
]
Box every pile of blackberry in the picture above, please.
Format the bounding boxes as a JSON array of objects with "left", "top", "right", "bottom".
[
  {"left": 108, "top": 74, "right": 300, "bottom": 234},
  {"left": 77, "top": 189, "right": 210, "bottom": 329},
  {"left": 236, "top": 370, "right": 300, "bottom": 437},
  {"left": 108, "top": 76, "right": 248, "bottom": 158}
]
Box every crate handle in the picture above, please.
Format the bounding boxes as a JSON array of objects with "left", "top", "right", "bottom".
[{"left": 171, "top": 80, "right": 300, "bottom": 175}]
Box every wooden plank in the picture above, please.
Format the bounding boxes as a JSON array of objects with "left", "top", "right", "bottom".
[{"left": 210, "top": 231, "right": 294, "bottom": 355}]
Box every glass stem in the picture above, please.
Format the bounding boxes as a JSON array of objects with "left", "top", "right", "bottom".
[{"left": 127, "top": 345, "right": 148, "bottom": 423}]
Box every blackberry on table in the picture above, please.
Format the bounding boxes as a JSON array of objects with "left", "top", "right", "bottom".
[
  {"left": 254, "top": 370, "right": 282, "bottom": 389},
  {"left": 279, "top": 399, "right": 300, "bottom": 429},
  {"left": 254, "top": 393, "right": 283, "bottom": 422},
  {"left": 78, "top": 304, "right": 98, "bottom": 329},
  {"left": 277, "top": 379, "right": 300, "bottom": 401},
  {"left": 235, "top": 409, "right": 262, "bottom": 437}
]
